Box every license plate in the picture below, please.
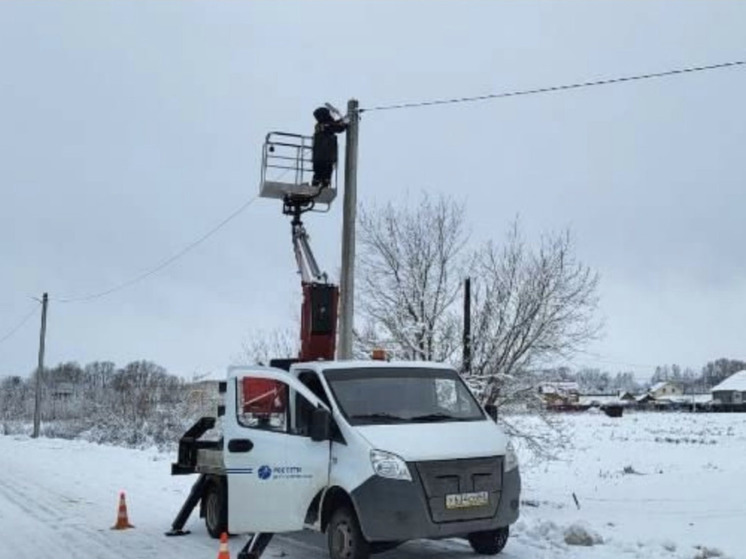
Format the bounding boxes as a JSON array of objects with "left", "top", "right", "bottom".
[{"left": 445, "top": 491, "right": 489, "bottom": 509}]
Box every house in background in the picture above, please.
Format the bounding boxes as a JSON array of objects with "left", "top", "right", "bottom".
[
  {"left": 711, "top": 370, "right": 746, "bottom": 405},
  {"left": 635, "top": 393, "right": 655, "bottom": 406},
  {"left": 578, "top": 394, "right": 622, "bottom": 407},
  {"left": 634, "top": 381, "right": 712, "bottom": 411},
  {"left": 538, "top": 382, "right": 580, "bottom": 407},
  {"left": 50, "top": 381, "right": 74, "bottom": 401},
  {"left": 634, "top": 382, "right": 683, "bottom": 410},
  {"left": 648, "top": 381, "right": 683, "bottom": 399}
]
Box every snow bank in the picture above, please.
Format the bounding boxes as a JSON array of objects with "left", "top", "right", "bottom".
[{"left": 563, "top": 522, "right": 604, "bottom": 546}]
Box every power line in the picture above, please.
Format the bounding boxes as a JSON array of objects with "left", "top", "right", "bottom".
[
  {"left": 360, "top": 59, "right": 746, "bottom": 113},
  {"left": 0, "top": 303, "right": 39, "bottom": 347},
  {"left": 56, "top": 195, "right": 259, "bottom": 303}
]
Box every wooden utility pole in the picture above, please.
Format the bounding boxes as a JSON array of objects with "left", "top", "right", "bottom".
[
  {"left": 463, "top": 278, "right": 472, "bottom": 375},
  {"left": 32, "top": 292, "right": 48, "bottom": 438},
  {"left": 337, "top": 99, "right": 360, "bottom": 359}
]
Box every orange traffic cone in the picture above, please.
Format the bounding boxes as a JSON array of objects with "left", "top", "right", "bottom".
[
  {"left": 217, "top": 532, "right": 230, "bottom": 559},
  {"left": 111, "top": 491, "right": 135, "bottom": 530}
]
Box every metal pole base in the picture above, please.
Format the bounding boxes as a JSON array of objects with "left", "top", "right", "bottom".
[
  {"left": 238, "top": 533, "right": 274, "bottom": 559},
  {"left": 164, "top": 474, "right": 207, "bottom": 537}
]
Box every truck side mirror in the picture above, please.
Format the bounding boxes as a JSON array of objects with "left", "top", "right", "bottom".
[
  {"left": 310, "top": 407, "right": 331, "bottom": 442},
  {"left": 485, "top": 404, "right": 498, "bottom": 422}
]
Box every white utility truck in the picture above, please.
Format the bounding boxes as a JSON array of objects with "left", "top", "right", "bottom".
[
  {"left": 167, "top": 359, "right": 521, "bottom": 559},
  {"left": 164, "top": 127, "right": 520, "bottom": 558}
]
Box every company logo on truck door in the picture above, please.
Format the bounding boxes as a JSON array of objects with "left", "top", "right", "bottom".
[{"left": 257, "top": 464, "right": 311, "bottom": 480}]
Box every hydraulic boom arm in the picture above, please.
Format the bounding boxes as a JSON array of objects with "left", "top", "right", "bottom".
[{"left": 285, "top": 199, "right": 339, "bottom": 362}]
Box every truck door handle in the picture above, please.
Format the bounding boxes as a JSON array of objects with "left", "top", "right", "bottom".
[{"left": 227, "top": 439, "right": 254, "bottom": 453}]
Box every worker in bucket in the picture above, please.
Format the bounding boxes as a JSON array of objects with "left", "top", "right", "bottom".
[{"left": 311, "top": 106, "right": 347, "bottom": 188}]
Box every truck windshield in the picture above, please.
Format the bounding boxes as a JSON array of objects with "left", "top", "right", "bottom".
[{"left": 323, "top": 367, "right": 486, "bottom": 426}]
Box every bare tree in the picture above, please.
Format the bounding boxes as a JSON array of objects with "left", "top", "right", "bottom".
[
  {"left": 1, "top": 376, "right": 29, "bottom": 425},
  {"left": 468, "top": 219, "right": 602, "bottom": 407},
  {"left": 354, "top": 192, "right": 469, "bottom": 361},
  {"left": 700, "top": 358, "right": 746, "bottom": 387},
  {"left": 237, "top": 326, "right": 300, "bottom": 366},
  {"left": 110, "top": 360, "right": 173, "bottom": 424}
]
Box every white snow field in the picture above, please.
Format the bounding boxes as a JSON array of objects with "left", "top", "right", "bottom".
[{"left": 0, "top": 412, "right": 744, "bottom": 559}]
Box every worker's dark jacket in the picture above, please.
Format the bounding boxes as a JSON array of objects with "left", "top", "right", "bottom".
[{"left": 312, "top": 121, "right": 347, "bottom": 165}]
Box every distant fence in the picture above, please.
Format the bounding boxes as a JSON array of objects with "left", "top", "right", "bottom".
[
  {"left": 546, "top": 402, "right": 746, "bottom": 414},
  {"left": 694, "top": 403, "right": 746, "bottom": 413}
]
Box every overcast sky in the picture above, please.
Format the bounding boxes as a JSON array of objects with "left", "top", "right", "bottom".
[{"left": 1, "top": 1, "right": 745, "bottom": 381}]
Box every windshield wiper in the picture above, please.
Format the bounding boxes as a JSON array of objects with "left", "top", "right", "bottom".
[
  {"left": 350, "top": 413, "right": 407, "bottom": 423},
  {"left": 407, "top": 413, "right": 469, "bottom": 422}
]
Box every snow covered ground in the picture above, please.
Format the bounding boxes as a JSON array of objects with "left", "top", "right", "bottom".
[
  {"left": 0, "top": 411, "right": 744, "bottom": 559},
  {"left": 510, "top": 411, "right": 746, "bottom": 559}
]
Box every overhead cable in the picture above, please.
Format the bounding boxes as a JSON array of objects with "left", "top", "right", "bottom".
[
  {"left": 0, "top": 303, "right": 39, "bottom": 347},
  {"left": 57, "top": 195, "right": 259, "bottom": 303},
  {"left": 360, "top": 59, "right": 746, "bottom": 113}
]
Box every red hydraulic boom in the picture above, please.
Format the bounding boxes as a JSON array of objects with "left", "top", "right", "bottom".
[{"left": 286, "top": 199, "right": 339, "bottom": 361}]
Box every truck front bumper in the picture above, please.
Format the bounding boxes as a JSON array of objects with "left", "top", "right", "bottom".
[{"left": 350, "top": 466, "right": 521, "bottom": 543}]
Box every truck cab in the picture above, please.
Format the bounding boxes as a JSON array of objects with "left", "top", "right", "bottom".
[{"left": 172, "top": 360, "right": 521, "bottom": 559}]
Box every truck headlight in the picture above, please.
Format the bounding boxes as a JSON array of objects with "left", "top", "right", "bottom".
[
  {"left": 504, "top": 440, "right": 519, "bottom": 472},
  {"left": 370, "top": 450, "right": 412, "bottom": 481}
]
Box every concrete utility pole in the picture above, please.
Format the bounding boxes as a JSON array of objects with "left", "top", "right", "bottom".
[
  {"left": 338, "top": 98, "right": 360, "bottom": 360},
  {"left": 32, "top": 292, "right": 48, "bottom": 439}
]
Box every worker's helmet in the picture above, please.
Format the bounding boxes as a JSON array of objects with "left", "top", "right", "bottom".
[{"left": 313, "top": 106, "right": 333, "bottom": 122}]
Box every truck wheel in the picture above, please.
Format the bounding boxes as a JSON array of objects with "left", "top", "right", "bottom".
[
  {"left": 327, "top": 507, "right": 370, "bottom": 559},
  {"left": 467, "top": 526, "right": 509, "bottom": 555},
  {"left": 204, "top": 482, "right": 227, "bottom": 539}
]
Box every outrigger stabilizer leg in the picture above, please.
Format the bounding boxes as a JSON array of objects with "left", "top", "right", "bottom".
[
  {"left": 238, "top": 533, "right": 274, "bottom": 559},
  {"left": 164, "top": 474, "right": 207, "bottom": 536}
]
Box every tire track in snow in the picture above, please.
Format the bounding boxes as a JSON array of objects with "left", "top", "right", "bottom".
[
  {"left": 0, "top": 475, "right": 129, "bottom": 559},
  {"left": 0, "top": 462, "right": 217, "bottom": 559}
]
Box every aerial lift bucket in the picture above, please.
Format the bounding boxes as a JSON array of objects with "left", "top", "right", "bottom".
[{"left": 259, "top": 132, "right": 338, "bottom": 210}]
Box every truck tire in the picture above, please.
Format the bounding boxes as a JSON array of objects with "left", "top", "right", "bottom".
[
  {"left": 204, "top": 481, "right": 227, "bottom": 539},
  {"left": 327, "top": 507, "right": 370, "bottom": 559},
  {"left": 467, "top": 526, "right": 509, "bottom": 555}
]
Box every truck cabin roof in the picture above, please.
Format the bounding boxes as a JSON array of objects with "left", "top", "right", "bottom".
[{"left": 226, "top": 360, "right": 456, "bottom": 379}]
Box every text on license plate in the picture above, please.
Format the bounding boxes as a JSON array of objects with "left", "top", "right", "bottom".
[{"left": 445, "top": 491, "right": 489, "bottom": 509}]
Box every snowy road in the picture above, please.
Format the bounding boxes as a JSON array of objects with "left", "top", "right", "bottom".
[
  {"left": 0, "top": 435, "right": 513, "bottom": 559},
  {"left": 2, "top": 412, "right": 744, "bottom": 559}
]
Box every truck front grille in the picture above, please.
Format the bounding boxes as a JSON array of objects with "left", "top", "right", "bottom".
[{"left": 413, "top": 456, "right": 502, "bottom": 523}]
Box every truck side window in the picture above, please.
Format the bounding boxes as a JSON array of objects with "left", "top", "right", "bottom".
[
  {"left": 292, "top": 392, "right": 316, "bottom": 437},
  {"left": 295, "top": 371, "right": 344, "bottom": 443},
  {"left": 237, "top": 377, "right": 288, "bottom": 433},
  {"left": 291, "top": 372, "right": 331, "bottom": 437},
  {"left": 297, "top": 371, "right": 332, "bottom": 408}
]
